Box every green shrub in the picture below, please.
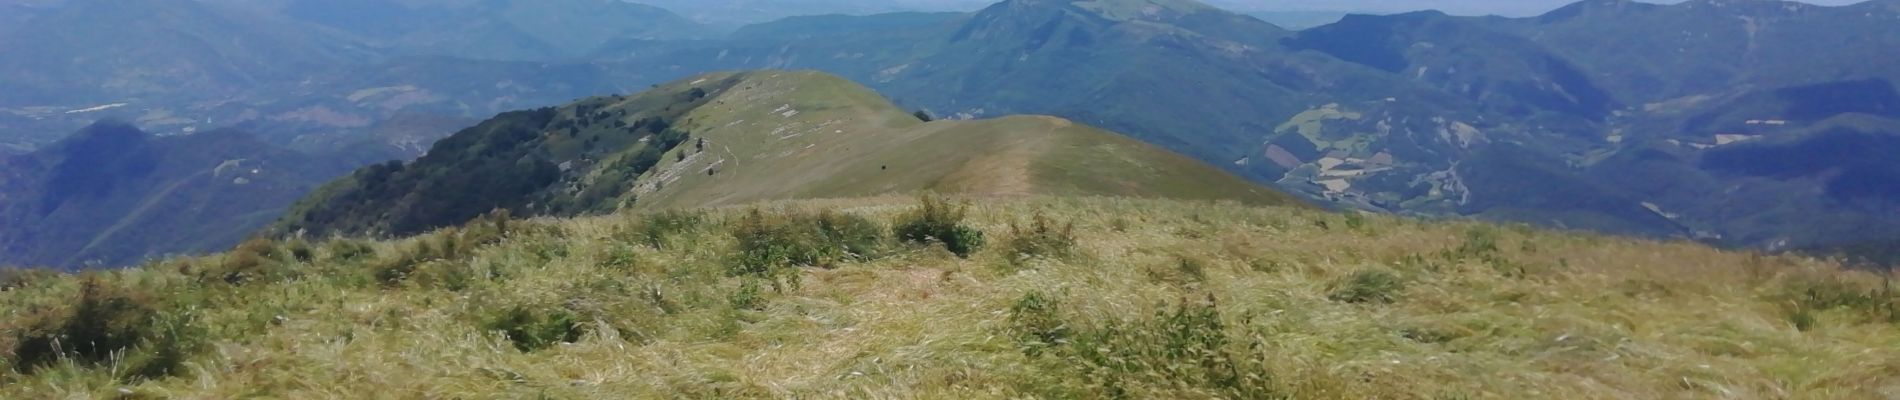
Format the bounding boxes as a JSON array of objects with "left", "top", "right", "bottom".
[
  {"left": 117, "top": 308, "right": 202, "bottom": 380},
  {"left": 1329, "top": 269, "right": 1407, "bottom": 304},
  {"left": 285, "top": 237, "right": 316, "bottom": 263},
  {"left": 1787, "top": 305, "right": 1820, "bottom": 332},
  {"left": 1007, "top": 291, "right": 1070, "bottom": 357},
  {"left": 372, "top": 236, "right": 439, "bottom": 286},
  {"left": 896, "top": 194, "right": 985, "bottom": 258},
  {"left": 597, "top": 244, "right": 641, "bottom": 270},
  {"left": 1039, "top": 296, "right": 1283, "bottom": 399},
  {"left": 636, "top": 210, "right": 706, "bottom": 249},
  {"left": 323, "top": 238, "right": 377, "bottom": 262},
  {"left": 373, "top": 214, "right": 517, "bottom": 286},
  {"left": 812, "top": 210, "right": 886, "bottom": 261},
  {"left": 1343, "top": 212, "right": 1369, "bottom": 231},
  {"left": 0, "top": 267, "right": 58, "bottom": 292},
  {"left": 460, "top": 209, "right": 514, "bottom": 248},
  {"left": 729, "top": 279, "right": 767, "bottom": 311},
  {"left": 487, "top": 305, "right": 586, "bottom": 352},
  {"left": 208, "top": 238, "right": 294, "bottom": 285},
  {"left": 6, "top": 277, "right": 200, "bottom": 380},
  {"left": 1008, "top": 212, "right": 1077, "bottom": 262},
  {"left": 1146, "top": 256, "right": 1213, "bottom": 286},
  {"left": 730, "top": 209, "right": 887, "bottom": 284},
  {"left": 1453, "top": 227, "right": 1501, "bottom": 259},
  {"left": 1777, "top": 273, "right": 1899, "bottom": 330}
]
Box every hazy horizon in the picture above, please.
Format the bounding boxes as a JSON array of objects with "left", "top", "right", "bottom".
[
  {"left": 1207, "top": 0, "right": 1870, "bottom": 16},
  {"left": 790, "top": 0, "right": 1875, "bottom": 17}
]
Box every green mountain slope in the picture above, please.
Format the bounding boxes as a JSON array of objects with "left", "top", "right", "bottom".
[
  {"left": 0, "top": 122, "right": 353, "bottom": 268},
  {"left": 277, "top": 70, "right": 1301, "bottom": 238}
]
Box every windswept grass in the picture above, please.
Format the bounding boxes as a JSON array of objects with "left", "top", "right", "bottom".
[{"left": 2, "top": 196, "right": 1897, "bottom": 398}]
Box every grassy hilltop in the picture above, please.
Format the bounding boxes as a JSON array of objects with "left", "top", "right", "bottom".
[
  {"left": 276, "top": 70, "right": 1296, "bottom": 238},
  {"left": 4, "top": 195, "right": 1898, "bottom": 398}
]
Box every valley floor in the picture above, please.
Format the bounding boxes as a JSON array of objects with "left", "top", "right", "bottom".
[{"left": 3, "top": 196, "right": 1897, "bottom": 398}]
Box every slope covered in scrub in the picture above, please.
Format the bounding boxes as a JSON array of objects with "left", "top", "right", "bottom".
[{"left": 4, "top": 196, "right": 1897, "bottom": 398}]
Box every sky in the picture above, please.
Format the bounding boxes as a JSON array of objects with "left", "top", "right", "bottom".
[
  {"left": 1203, "top": 0, "right": 1870, "bottom": 16},
  {"left": 877, "top": 0, "right": 1875, "bottom": 17},
  {"left": 629, "top": 0, "right": 1877, "bottom": 27}
]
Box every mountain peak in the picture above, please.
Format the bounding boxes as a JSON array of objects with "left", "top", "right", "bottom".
[
  {"left": 958, "top": 0, "right": 1281, "bottom": 46},
  {"left": 1538, "top": 0, "right": 1664, "bottom": 22},
  {"left": 998, "top": 0, "right": 1220, "bottom": 22},
  {"left": 55, "top": 120, "right": 152, "bottom": 153},
  {"left": 1676, "top": 0, "right": 1820, "bottom": 14},
  {"left": 1538, "top": 0, "right": 1827, "bottom": 22}
]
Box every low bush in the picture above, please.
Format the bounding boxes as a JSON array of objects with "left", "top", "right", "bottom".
[
  {"left": 1343, "top": 212, "right": 1369, "bottom": 232},
  {"left": 374, "top": 211, "right": 518, "bottom": 286},
  {"left": 323, "top": 238, "right": 378, "bottom": 262},
  {"left": 728, "top": 279, "right": 767, "bottom": 311},
  {"left": 812, "top": 211, "right": 886, "bottom": 261},
  {"left": 0, "top": 268, "right": 58, "bottom": 292},
  {"left": 1451, "top": 227, "right": 1501, "bottom": 259},
  {"left": 1777, "top": 273, "right": 1899, "bottom": 330},
  {"left": 1009, "top": 294, "right": 1283, "bottom": 399},
  {"left": 372, "top": 236, "right": 441, "bottom": 286},
  {"left": 730, "top": 209, "right": 887, "bottom": 284},
  {"left": 635, "top": 210, "right": 706, "bottom": 249},
  {"left": 486, "top": 305, "right": 585, "bottom": 352},
  {"left": 896, "top": 194, "right": 985, "bottom": 258},
  {"left": 1008, "top": 212, "right": 1077, "bottom": 262},
  {"left": 1006, "top": 291, "right": 1071, "bottom": 357},
  {"left": 1329, "top": 269, "right": 1407, "bottom": 304},
  {"left": 6, "top": 277, "right": 200, "bottom": 380},
  {"left": 206, "top": 238, "right": 295, "bottom": 285},
  {"left": 1147, "top": 256, "right": 1213, "bottom": 286}
]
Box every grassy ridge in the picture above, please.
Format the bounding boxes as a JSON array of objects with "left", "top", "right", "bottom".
[
  {"left": 278, "top": 70, "right": 1304, "bottom": 239},
  {"left": 630, "top": 71, "right": 1302, "bottom": 210},
  {"left": 4, "top": 196, "right": 1898, "bottom": 398}
]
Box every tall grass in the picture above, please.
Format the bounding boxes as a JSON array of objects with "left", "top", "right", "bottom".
[{"left": 1, "top": 197, "right": 1896, "bottom": 398}]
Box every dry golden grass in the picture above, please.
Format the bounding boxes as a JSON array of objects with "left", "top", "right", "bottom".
[{"left": 3, "top": 196, "right": 1897, "bottom": 399}]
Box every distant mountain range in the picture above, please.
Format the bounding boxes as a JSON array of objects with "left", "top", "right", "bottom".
[
  {"left": 0, "top": 0, "right": 692, "bottom": 149},
  {"left": 0, "top": 122, "right": 354, "bottom": 267},
  {"left": 596, "top": 0, "right": 1900, "bottom": 254}
]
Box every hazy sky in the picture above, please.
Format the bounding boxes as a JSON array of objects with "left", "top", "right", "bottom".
[
  {"left": 866, "top": 0, "right": 1875, "bottom": 17},
  {"left": 1198, "top": 0, "right": 1870, "bottom": 16},
  {"left": 636, "top": 0, "right": 1880, "bottom": 26}
]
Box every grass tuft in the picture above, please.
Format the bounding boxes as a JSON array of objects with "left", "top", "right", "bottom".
[
  {"left": 1007, "top": 291, "right": 1071, "bottom": 357},
  {"left": 730, "top": 208, "right": 887, "bottom": 290},
  {"left": 896, "top": 194, "right": 985, "bottom": 258},
  {"left": 1029, "top": 295, "right": 1286, "bottom": 399},
  {"left": 5, "top": 276, "right": 200, "bottom": 381},
  {"left": 1328, "top": 268, "right": 1407, "bottom": 304},
  {"left": 1007, "top": 212, "right": 1078, "bottom": 264},
  {"left": 486, "top": 305, "right": 585, "bottom": 352}
]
